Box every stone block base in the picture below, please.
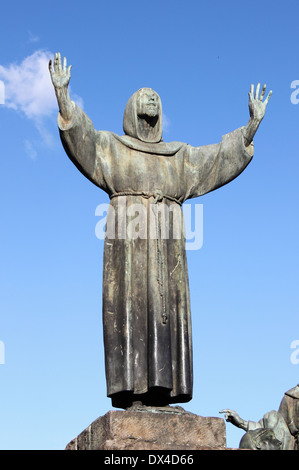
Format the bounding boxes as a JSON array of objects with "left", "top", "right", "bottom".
[{"left": 65, "top": 406, "right": 226, "bottom": 450}]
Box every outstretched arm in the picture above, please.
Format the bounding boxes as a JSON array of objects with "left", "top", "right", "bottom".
[
  {"left": 219, "top": 409, "right": 249, "bottom": 431},
  {"left": 183, "top": 83, "right": 271, "bottom": 201},
  {"left": 242, "top": 83, "right": 272, "bottom": 147},
  {"left": 49, "top": 52, "right": 73, "bottom": 122},
  {"left": 49, "top": 52, "right": 103, "bottom": 188}
]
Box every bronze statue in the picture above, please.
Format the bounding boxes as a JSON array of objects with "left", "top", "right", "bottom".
[
  {"left": 221, "top": 384, "right": 299, "bottom": 450},
  {"left": 49, "top": 52, "right": 271, "bottom": 409}
]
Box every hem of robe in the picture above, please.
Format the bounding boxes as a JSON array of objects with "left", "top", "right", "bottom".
[{"left": 109, "top": 387, "right": 192, "bottom": 409}]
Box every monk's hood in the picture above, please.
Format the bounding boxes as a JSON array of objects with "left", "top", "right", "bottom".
[
  {"left": 120, "top": 88, "right": 183, "bottom": 155},
  {"left": 112, "top": 133, "right": 184, "bottom": 156},
  {"left": 123, "top": 88, "right": 163, "bottom": 143}
]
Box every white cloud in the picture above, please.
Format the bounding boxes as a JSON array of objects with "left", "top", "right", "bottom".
[
  {"left": 24, "top": 139, "right": 38, "bottom": 160},
  {"left": 0, "top": 50, "right": 57, "bottom": 120},
  {"left": 162, "top": 112, "right": 171, "bottom": 132},
  {"left": 28, "top": 31, "right": 40, "bottom": 44},
  {"left": 0, "top": 50, "right": 83, "bottom": 158}
]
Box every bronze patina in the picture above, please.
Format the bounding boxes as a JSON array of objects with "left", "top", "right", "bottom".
[{"left": 49, "top": 53, "right": 271, "bottom": 409}]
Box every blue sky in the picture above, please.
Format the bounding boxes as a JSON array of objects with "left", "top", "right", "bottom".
[{"left": 0, "top": 0, "right": 299, "bottom": 450}]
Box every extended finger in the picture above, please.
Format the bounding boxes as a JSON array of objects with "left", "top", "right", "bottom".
[
  {"left": 57, "top": 52, "right": 62, "bottom": 71},
  {"left": 63, "top": 56, "right": 67, "bottom": 72},
  {"left": 259, "top": 84, "right": 266, "bottom": 101},
  {"left": 54, "top": 52, "right": 59, "bottom": 72},
  {"left": 255, "top": 82, "right": 260, "bottom": 100},
  {"left": 48, "top": 59, "right": 53, "bottom": 75},
  {"left": 55, "top": 52, "right": 62, "bottom": 71},
  {"left": 264, "top": 90, "right": 272, "bottom": 105},
  {"left": 219, "top": 409, "right": 231, "bottom": 414}
]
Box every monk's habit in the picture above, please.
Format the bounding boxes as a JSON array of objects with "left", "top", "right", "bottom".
[{"left": 58, "top": 89, "right": 254, "bottom": 408}]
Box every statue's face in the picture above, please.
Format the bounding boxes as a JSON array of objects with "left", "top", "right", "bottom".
[{"left": 136, "top": 89, "right": 160, "bottom": 118}]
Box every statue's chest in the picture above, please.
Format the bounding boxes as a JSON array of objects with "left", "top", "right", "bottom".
[{"left": 114, "top": 151, "right": 181, "bottom": 191}]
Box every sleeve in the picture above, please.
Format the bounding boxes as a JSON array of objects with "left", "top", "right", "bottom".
[
  {"left": 58, "top": 102, "right": 105, "bottom": 189},
  {"left": 247, "top": 419, "right": 263, "bottom": 431},
  {"left": 247, "top": 411, "right": 282, "bottom": 431},
  {"left": 183, "top": 127, "right": 254, "bottom": 200}
]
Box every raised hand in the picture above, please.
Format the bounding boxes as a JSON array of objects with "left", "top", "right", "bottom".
[
  {"left": 242, "top": 82, "right": 272, "bottom": 146},
  {"left": 49, "top": 52, "right": 72, "bottom": 90},
  {"left": 248, "top": 83, "right": 272, "bottom": 122},
  {"left": 49, "top": 52, "right": 73, "bottom": 121}
]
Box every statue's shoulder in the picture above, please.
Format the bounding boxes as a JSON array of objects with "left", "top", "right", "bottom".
[
  {"left": 94, "top": 130, "right": 115, "bottom": 145},
  {"left": 284, "top": 384, "right": 299, "bottom": 399}
]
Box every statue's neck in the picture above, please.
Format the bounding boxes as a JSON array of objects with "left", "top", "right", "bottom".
[{"left": 137, "top": 115, "right": 159, "bottom": 142}]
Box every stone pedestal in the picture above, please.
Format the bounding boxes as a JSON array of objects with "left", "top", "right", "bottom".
[{"left": 65, "top": 407, "right": 227, "bottom": 450}]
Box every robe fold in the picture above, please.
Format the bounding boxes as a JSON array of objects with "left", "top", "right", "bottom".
[{"left": 58, "top": 100, "right": 254, "bottom": 408}]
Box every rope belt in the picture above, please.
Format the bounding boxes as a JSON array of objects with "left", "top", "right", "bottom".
[{"left": 109, "top": 190, "right": 182, "bottom": 206}]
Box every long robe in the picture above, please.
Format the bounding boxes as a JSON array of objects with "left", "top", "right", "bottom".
[{"left": 58, "top": 102, "right": 254, "bottom": 409}]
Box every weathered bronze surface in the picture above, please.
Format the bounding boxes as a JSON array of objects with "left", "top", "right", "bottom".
[
  {"left": 49, "top": 53, "right": 271, "bottom": 409},
  {"left": 220, "top": 384, "right": 299, "bottom": 450}
]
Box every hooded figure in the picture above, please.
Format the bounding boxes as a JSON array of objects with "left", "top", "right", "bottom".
[
  {"left": 123, "top": 87, "right": 163, "bottom": 143},
  {"left": 58, "top": 87, "right": 254, "bottom": 409}
]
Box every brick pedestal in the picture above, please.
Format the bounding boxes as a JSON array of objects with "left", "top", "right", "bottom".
[{"left": 65, "top": 407, "right": 227, "bottom": 450}]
